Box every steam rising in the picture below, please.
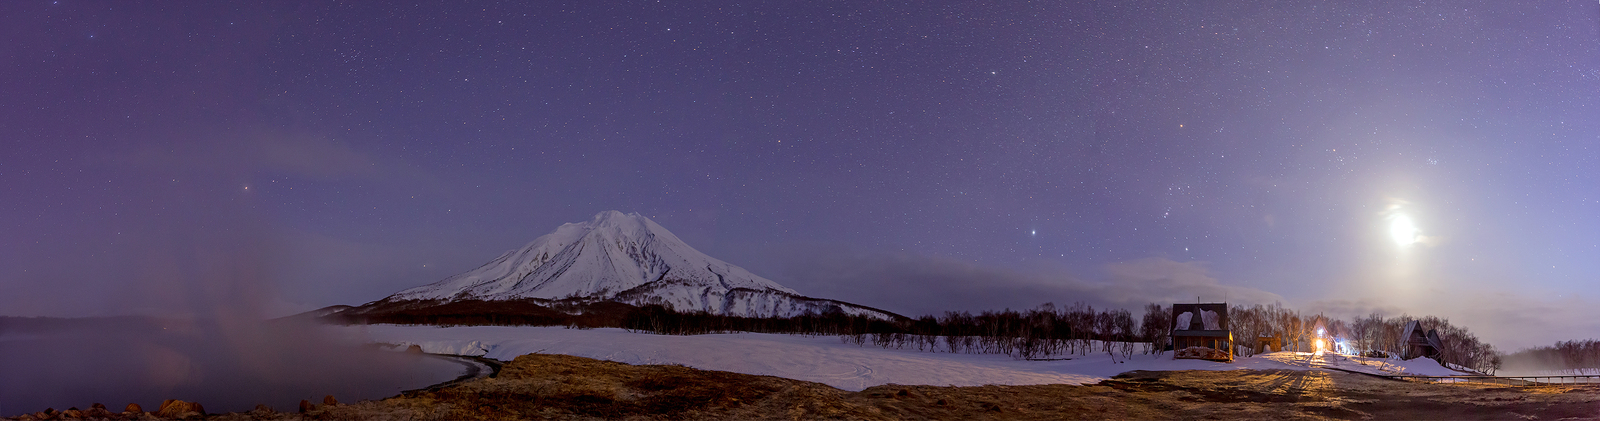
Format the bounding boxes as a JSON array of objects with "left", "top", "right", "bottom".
[
  {"left": 0, "top": 184, "right": 460, "bottom": 415},
  {"left": 0, "top": 317, "right": 459, "bottom": 414}
]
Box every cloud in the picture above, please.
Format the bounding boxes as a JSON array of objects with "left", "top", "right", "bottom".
[
  {"left": 764, "top": 249, "right": 1283, "bottom": 317},
  {"left": 111, "top": 131, "right": 389, "bottom": 181},
  {"left": 1299, "top": 299, "right": 1408, "bottom": 321},
  {"left": 1428, "top": 291, "right": 1600, "bottom": 351},
  {"left": 252, "top": 134, "right": 383, "bottom": 179},
  {"left": 1096, "top": 258, "right": 1285, "bottom": 306},
  {"left": 767, "top": 248, "right": 1586, "bottom": 351}
]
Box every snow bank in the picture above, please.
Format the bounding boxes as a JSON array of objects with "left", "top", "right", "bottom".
[{"left": 340, "top": 325, "right": 1310, "bottom": 391}]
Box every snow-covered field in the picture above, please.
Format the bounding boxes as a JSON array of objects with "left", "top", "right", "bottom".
[{"left": 335, "top": 325, "right": 1472, "bottom": 391}]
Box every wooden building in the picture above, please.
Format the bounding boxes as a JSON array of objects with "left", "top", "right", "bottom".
[
  {"left": 1400, "top": 320, "right": 1443, "bottom": 361},
  {"left": 1170, "top": 303, "right": 1233, "bottom": 361},
  {"left": 1256, "top": 335, "right": 1283, "bottom": 354}
]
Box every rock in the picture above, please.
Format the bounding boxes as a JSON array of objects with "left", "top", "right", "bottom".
[
  {"left": 124, "top": 403, "right": 144, "bottom": 414},
  {"left": 252, "top": 404, "right": 275, "bottom": 415},
  {"left": 299, "top": 399, "right": 313, "bottom": 413},
  {"left": 406, "top": 344, "right": 424, "bottom": 354},
  {"left": 59, "top": 407, "right": 82, "bottom": 419},
  {"left": 82, "top": 404, "right": 112, "bottom": 418},
  {"left": 154, "top": 399, "right": 205, "bottom": 419},
  {"left": 323, "top": 395, "right": 339, "bottom": 406}
]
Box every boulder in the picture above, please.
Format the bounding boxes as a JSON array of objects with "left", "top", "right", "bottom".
[
  {"left": 323, "top": 395, "right": 339, "bottom": 406},
  {"left": 154, "top": 399, "right": 205, "bottom": 419},
  {"left": 298, "top": 399, "right": 313, "bottom": 413},
  {"left": 83, "top": 404, "right": 112, "bottom": 418},
  {"left": 123, "top": 403, "right": 144, "bottom": 414},
  {"left": 59, "top": 407, "right": 82, "bottom": 419},
  {"left": 251, "top": 404, "right": 276, "bottom": 415},
  {"left": 406, "top": 344, "right": 425, "bottom": 354}
]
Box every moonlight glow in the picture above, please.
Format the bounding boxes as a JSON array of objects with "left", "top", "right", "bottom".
[{"left": 1389, "top": 214, "right": 1419, "bottom": 247}]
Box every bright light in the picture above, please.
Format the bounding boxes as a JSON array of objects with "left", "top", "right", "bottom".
[
  {"left": 1314, "top": 339, "right": 1326, "bottom": 353},
  {"left": 1389, "top": 214, "right": 1418, "bottom": 246}
]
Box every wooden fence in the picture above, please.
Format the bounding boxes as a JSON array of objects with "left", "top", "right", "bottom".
[{"left": 1390, "top": 374, "right": 1600, "bottom": 386}]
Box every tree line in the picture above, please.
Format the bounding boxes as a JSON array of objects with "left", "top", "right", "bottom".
[
  {"left": 1222, "top": 304, "right": 1502, "bottom": 374},
  {"left": 1501, "top": 339, "right": 1600, "bottom": 374},
  {"left": 621, "top": 302, "right": 1142, "bottom": 360},
  {"left": 331, "top": 298, "right": 1502, "bottom": 372}
]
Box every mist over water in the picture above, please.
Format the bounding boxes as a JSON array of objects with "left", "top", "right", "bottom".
[
  {"left": 0, "top": 193, "right": 469, "bottom": 415},
  {"left": 0, "top": 316, "right": 461, "bottom": 414}
]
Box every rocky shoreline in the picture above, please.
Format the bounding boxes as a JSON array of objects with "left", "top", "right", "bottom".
[{"left": 6, "top": 395, "right": 369, "bottom": 421}]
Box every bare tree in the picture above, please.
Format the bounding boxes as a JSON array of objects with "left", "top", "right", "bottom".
[
  {"left": 1114, "top": 309, "right": 1137, "bottom": 360},
  {"left": 1096, "top": 309, "right": 1116, "bottom": 356},
  {"left": 1140, "top": 303, "right": 1171, "bottom": 355}
]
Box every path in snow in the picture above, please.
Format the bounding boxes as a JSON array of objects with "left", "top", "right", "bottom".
[{"left": 1256, "top": 351, "right": 1471, "bottom": 377}]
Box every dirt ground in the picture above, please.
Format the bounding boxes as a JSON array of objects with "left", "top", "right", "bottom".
[
  {"left": 15, "top": 353, "right": 1600, "bottom": 420},
  {"left": 272, "top": 354, "right": 1600, "bottom": 420}
]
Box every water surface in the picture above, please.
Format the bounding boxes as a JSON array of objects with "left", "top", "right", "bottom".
[{"left": 0, "top": 317, "right": 463, "bottom": 415}]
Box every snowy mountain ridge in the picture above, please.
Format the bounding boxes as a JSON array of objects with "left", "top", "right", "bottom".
[{"left": 376, "top": 211, "right": 896, "bottom": 319}]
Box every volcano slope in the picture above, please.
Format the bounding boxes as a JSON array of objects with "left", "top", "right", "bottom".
[{"left": 178, "top": 353, "right": 1599, "bottom": 421}]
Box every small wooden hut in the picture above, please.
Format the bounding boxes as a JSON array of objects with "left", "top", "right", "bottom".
[
  {"left": 1170, "top": 303, "right": 1233, "bottom": 361},
  {"left": 1256, "top": 335, "right": 1283, "bottom": 354}
]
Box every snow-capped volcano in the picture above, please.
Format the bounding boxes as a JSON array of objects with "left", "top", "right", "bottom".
[{"left": 376, "top": 211, "right": 895, "bottom": 319}]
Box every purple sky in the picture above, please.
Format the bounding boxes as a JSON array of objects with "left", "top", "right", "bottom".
[{"left": 4, "top": 1, "right": 1598, "bottom": 350}]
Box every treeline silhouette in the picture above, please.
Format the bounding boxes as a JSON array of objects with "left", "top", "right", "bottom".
[
  {"left": 329, "top": 299, "right": 1502, "bottom": 371},
  {"left": 1502, "top": 339, "right": 1600, "bottom": 374},
  {"left": 331, "top": 299, "right": 1145, "bottom": 360},
  {"left": 620, "top": 302, "right": 1140, "bottom": 360}
]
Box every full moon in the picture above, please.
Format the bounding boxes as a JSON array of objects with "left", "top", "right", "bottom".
[{"left": 1389, "top": 214, "right": 1418, "bottom": 247}]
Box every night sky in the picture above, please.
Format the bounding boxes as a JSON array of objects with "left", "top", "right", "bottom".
[{"left": 4, "top": 1, "right": 1598, "bottom": 350}]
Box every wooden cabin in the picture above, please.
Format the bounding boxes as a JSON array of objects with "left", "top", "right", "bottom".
[
  {"left": 1399, "top": 320, "right": 1443, "bottom": 361},
  {"left": 1171, "top": 303, "right": 1233, "bottom": 361}
]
